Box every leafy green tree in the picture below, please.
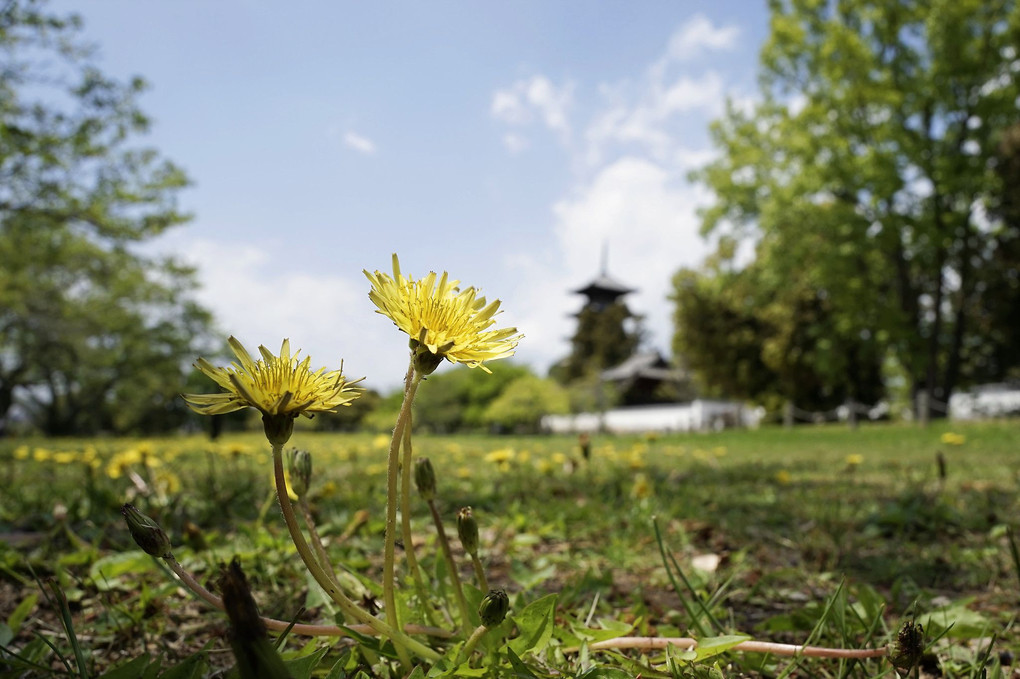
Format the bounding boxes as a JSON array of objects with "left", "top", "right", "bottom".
[
  {"left": 414, "top": 363, "right": 533, "bottom": 433},
  {"left": 551, "top": 302, "right": 642, "bottom": 385},
  {"left": 0, "top": 1, "right": 213, "bottom": 434},
  {"left": 691, "top": 0, "right": 1020, "bottom": 415},
  {"left": 482, "top": 374, "right": 569, "bottom": 433}
]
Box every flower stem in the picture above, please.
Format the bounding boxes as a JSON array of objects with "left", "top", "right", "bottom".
[
  {"left": 164, "top": 555, "right": 452, "bottom": 639},
  {"left": 470, "top": 554, "right": 488, "bottom": 592},
  {"left": 272, "top": 445, "right": 436, "bottom": 664},
  {"left": 399, "top": 412, "right": 440, "bottom": 627},
  {"left": 428, "top": 498, "right": 473, "bottom": 635},
  {"left": 458, "top": 624, "right": 490, "bottom": 664},
  {"left": 298, "top": 497, "right": 340, "bottom": 586},
  {"left": 577, "top": 636, "right": 889, "bottom": 658},
  {"left": 381, "top": 366, "right": 422, "bottom": 661}
]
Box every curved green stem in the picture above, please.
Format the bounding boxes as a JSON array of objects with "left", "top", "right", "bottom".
[
  {"left": 458, "top": 625, "right": 490, "bottom": 665},
  {"left": 429, "top": 499, "right": 473, "bottom": 635},
  {"left": 400, "top": 413, "right": 440, "bottom": 627},
  {"left": 470, "top": 554, "right": 489, "bottom": 593},
  {"left": 381, "top": 366, "right": 422, "bottom": 661},
  {"left": 164, "top": 555, "right": 452, "bottom": 640},
  {"left": 298, "top": 497, "right": 340, "bottom": 586},
  {"left": 272, "top": 445, "right": 437, "bottom": 664}
]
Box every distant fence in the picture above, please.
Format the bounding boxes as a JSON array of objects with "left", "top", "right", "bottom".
[
  {"left": 541, "top": 400, "right": 764, "bottom": 435},
  {"left": 541, "top": 384, "right": 1020, "bottom": 435},
  {"left": 949, "top": 383, "right": 1020, "bottom": 419}
]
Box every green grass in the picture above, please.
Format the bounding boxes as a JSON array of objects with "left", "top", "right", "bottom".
[{"left": 0, "top": 419, "right": 1017, "bottom": 677}]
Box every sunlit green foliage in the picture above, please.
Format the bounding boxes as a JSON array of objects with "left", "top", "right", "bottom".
[
  {"left": 0, "top": 1, "right": 213, "bottom": 435},
  {"left": 683, "top": 0, "right": 1020, "bottom": 414},
  {"left": 1, "top": 421, "right": 1017, "bottom": 677}
]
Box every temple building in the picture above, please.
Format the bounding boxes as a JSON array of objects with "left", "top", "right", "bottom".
[{"left": 566, "top": 262, "right": 693, "bottom": 406}]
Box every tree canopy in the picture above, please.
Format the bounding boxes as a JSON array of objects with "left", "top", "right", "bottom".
[
  {"left": 678, "top": 0, "right": 1020, "bottom": 414},
  {"left": 0, "top": 1, "right": 213, "bottom": 434}
]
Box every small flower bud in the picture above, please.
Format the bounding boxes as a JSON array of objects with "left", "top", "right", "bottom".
[
  {"left": 410, "top": 339, "right": 445, "bottom": 376},
  {"left": 261, "top": 413, "right": 295, "bottom": 447},
  {"left": 478, "top": 589, "right": 509, "bottom": 628},
  {"left": 287, "top": 448, "right": 313, "bottom": 498},
  {"left": 414, "top": 457, "right": 437, "bottom": 501},
  {"left": 891, "top": 620, "right": 924, "bottom": 675},
  {"left": 121, "top": 503, "right": 172, "bottom": 558},
  {"left": 457, "top": 506, "right": 479, "bottom": 557}
]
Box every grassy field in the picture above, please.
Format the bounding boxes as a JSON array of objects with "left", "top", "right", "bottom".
[{"left": 1, "top": 419, "right": 1018, "bottom": 677}]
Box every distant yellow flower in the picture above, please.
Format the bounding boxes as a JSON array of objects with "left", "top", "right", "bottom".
[
  {"left": 940, "top": 432, "right": 966, "bottom": 446},
  {"left": 485, "top": 448, "right": 516, "bottom": 464},
  {"left": 183, "top": 337, "right": 362, "bottom": 444},
  {"left": 775, "top": 470, "right": 792, "bottom": 485},
  {"left": 364, "top": 254, "right": 522, "bottom": 373},
  {"left": 631, "top": 473, "right": 653, "bottom": 499},
  {"left": 845, "top": 454, "right": 864, "bottom": 466}
]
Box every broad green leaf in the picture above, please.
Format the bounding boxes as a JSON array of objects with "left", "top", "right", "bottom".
[
  {"left": 505, "top": 647, "right": 538, "bottom": 678},
  {"left": 508, "top": 593, "right": 557, "bottom": 656},
  {"left": 97, "top": 654, "right": 153, "bottom": 679},
  {"left": 159, "top": 653, "right": 208, "bottom": 679},
  {"left": 577, "top": 668, "right": 634, "bottom": 679},
  {"left": 282, "top": 646, "right": 330, "bottom": 679},
  {"left": 690, "top": 634, "right": 751, "bottom": 661},
  {"left": 6, "top": 591, "right": 37, "bottom": 634},
  {"left": 89, "top": 550, "right": 156, "bottom": 591},
  {"left": 323, "top": 649, "right": 353, "bottom": 679},
  {"left": 917, "top": 602, "right": 991, "bottom": 640}
]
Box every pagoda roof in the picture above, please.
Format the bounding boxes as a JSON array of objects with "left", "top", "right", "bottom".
[
  {"left": 601, "top": 350, "right": 685, "bottom": 382},
  {"left": 572, "top": 273, "right": 635, "bottom": 297}
]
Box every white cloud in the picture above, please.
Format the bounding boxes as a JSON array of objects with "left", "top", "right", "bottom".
[
  {"left": 502, "top": 133, "right": 530, "bottom": 154},
  {"left": 661, "top": 14, "right": 740, "bottom": 63},
  {"left": 491, "top": 75, "right": 574, "bottom": 140},
  {"left": 503, "top": 157, "right": 711, "bottom": 371},
  {"left": 343, "top": 131, "right": 377, "bottom": 155},
  {"left": 175, "top": 238, "right": 409, "bottom": 390},
  {"left": 488, "top": 16, "right": 748, "bottom": 370}
]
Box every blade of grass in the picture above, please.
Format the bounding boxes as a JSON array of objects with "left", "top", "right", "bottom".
[
  {"left": 775, "top": 579, "right": 846, "bottom": 679},
  {"left": 47, "top": 579, "right": 90, "bottom": 678},
  {"left": 653, "top": 518, "right": 725, "bottom": 636},
  {"left": 1007, "top": 526, "right": 1020, "bottom": 593},
  {"left": 31, "top": 631, "right": 75, "bottom": 675}
]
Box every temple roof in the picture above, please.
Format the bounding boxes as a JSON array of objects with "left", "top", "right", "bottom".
[
  {"left": 572, "top": 273, "right": 635, "bottom": 299},
  {"left": 601, "top": 350, "right": 685, "bottom": 382}
]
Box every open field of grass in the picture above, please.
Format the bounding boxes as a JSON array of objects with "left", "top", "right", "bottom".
[{"left": 1, "top": 419, "right": 1018, "bottom": 678}]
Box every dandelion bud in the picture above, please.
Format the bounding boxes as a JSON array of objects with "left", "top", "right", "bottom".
[
  {"left": 414, "top": 457, "right": 437, "bottom": 501},
  {"left": 219, "top": 557, "right": 291, "bottom": 677},
  {"left": 261, "top": 413, "right": 295, "bottom": 447},
  {"left": 287, "top": 448, "right": 313, "bottom": 498},
  {"left": 410, "top": 340, "right": 445, "bottom": 376},
  {"left": 891, "top": 620, "right": 924, "bottom": 675},
  {"left": 121, "top": 503, "right": 172, "bottom": 558},
  {"left": 478, "top": 589, "right": 509, "bottom": 628},
  {"left": 457, "top": 506, "right": 479, "bottom": 557}
]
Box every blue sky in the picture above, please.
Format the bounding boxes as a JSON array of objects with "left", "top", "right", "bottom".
[{"left": 57, "top": 2, "right": 770, "bottom": 391}]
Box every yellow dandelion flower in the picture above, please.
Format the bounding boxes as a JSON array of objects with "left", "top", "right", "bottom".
[
  {"left": 940, "top": 432, "right": 966, "bottom": 446},
  {"left": 775, "top": 470, "right": 792, "bottom": 485},
  {"left": 845, "top": 454, "right": 864, "bottom": 466},
  {"left": 485, "top": 448, "right": 516, "bottom": 464},
  {"left": 14, "top": 445, "right": 30, "bottom": 460},
  {"left": 53, "top": 451, "right": 78, "bottom": 465},
  {"left": 33, "top": 447, "right": 52, "bottom": 462},
  {"left": 364, "top": 254, "right": 522, "bottom": 373},
  {"left": 183, "top": 337, "right": 363, "bottom": 445},
  {"left": 631, "top": 473, "right": 653, "bottom": 499}
]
